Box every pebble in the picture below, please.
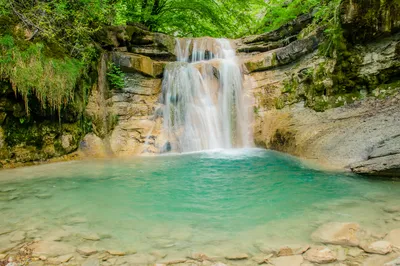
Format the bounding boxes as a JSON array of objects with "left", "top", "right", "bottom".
[{"left": 0, "top": 254, "right": 6, "bottom": 259}]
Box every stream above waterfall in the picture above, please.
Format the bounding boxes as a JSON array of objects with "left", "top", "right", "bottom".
[{"left": 1, "top": 149, "right": 400, "bottom": 258}]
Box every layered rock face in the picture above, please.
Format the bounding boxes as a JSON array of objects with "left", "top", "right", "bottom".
[
  {"left": 237, "top": 0, "right": 400, "bottom": 176},
  {"left": 6, "top": 0, "right": 398, "bottom": 176}
]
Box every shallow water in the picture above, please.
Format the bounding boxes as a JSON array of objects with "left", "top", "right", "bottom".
[{"left": 1, "top": 149, "right": 400, "bottom": 257}]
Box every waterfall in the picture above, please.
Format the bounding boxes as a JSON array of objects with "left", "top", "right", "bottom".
[{"left": 160, "top": 38, "right": 253, "bottom": 153}]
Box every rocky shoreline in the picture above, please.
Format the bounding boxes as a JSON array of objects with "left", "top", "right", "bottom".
[{"left": 0, "top": 221, "right": 399, "bottom": 266}]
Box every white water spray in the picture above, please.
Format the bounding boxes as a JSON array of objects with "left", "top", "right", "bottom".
[{"left": 161, "top": 38, "right": 253, "bottom": 152}]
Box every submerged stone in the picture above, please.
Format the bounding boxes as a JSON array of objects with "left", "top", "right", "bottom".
[
  {"left": 303, "top": 246, "right": 337, "bottom": 264},
  {"left": 76, "top": 247, "right": 98, "bottom": 256},
  {"left": 31, "top": 241, "right": 75, "bottom": 257},
  {"left": 270, "top": 255, "right": 303, "bottom": 266},
  {"left": 384, "top": 229, "right": 400, "bottom": 248},
  {"left": 361, "top": 240, "right": 392, "bottom": 255},
  {"left": 225, "top": 253, "right": 249, "bottom": 260},
  {"left": 311, "top": 222, "right": 360, "bottom": 246}
]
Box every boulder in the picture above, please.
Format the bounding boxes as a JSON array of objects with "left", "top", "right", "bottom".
[
  {"left": 360, "top": 240, "right": 392, "bottom": 255},
  {"left": 303, "top": 246, "right": 337, "bottom": 264},
  {"left": 79, "top": 133, "right": 107, "bottom": 158},
  {"left": 311, "top": 222, "right": 360, "bottom": 246}
]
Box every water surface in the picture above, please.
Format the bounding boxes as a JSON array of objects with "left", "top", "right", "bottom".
[{"left": 1, "top": 149, "right": 399, "bottom": 256}]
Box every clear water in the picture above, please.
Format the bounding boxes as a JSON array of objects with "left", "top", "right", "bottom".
[{"left": 1, "top": 149, "right": 400, "bottom": 257}]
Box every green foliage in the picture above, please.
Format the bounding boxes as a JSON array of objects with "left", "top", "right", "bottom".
[
  {"left": 107, "top": 63, "right": 125, "bottom": 89},
  {"left": 114, "top": 0, "right": 266, "bottom": 38},
  {"left": 0, "top": 35, "right": 83, "bottom": 114},
  {"left": 261, "top": 0, "right": 320, "bottom": 32}
]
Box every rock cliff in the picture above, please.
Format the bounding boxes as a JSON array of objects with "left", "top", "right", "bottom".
[{"left": 1, "top": 0, "right": 399, "bottom": 177}]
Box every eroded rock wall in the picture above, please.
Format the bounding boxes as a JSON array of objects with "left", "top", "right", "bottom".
[{"left": 240, "top": 0, "right": 400, "bottom": 176}]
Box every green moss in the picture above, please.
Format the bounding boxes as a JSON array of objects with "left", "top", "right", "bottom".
[{"left": 0, "top": 35, "right": 84, "bottom": 115}]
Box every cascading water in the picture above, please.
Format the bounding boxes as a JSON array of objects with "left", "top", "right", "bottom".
[{"left": 160, "top": 38, "right": 253, "bottom": 152}]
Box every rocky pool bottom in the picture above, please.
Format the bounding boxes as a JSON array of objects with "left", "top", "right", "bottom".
[{"left": 0, "top": 149, "right": 399, "bottom": 266}]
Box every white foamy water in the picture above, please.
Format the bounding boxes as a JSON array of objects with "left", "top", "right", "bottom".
[{"left": 160, "top": 38, "right": 253, "bottom": 152}]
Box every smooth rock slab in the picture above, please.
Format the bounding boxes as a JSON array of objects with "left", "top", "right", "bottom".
[
  {"left": 303, "top": 246, "right": 337, "bottom": 264},
  {"left": 31, "top": 241, "right": 75, "bottom": 257},
  {"left": 385, "top": 228, "right": 400, "bottom": 248},
  {"left": 9, "top": 231, "right": 25, "bottom": 242},
  {"left": 270, "top": 255, "right": 303, "bottom": 266},
  {"left": 76, "top": 247, "right": 98, "bottom": 256},
  {"left": 361, "top": 240, "right": 392, "bottom": 255},
  {"left": 311, "top": 222, "right": 360, "bottom": 246}
]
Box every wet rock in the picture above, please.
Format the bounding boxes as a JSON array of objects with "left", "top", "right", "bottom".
[
  {"left": 385, "top": 257, "right": 400, "bottom": 266},
  {"left": 311, "top": 222, "right": 360, "bottom": 246},
  {"left": 278, "top": 246, "right": 293, "bottom": 256},
  {"left": 158, "top": 258, "right": 187, "bottom": 265},
  {"left": 0, "top": 229, "right": 12, "bottom": 236},
  {"left": 82, "top": 258, "right": 100, "bottom": 266},
  {"left": 76, "top": 247, "right": 98, "bottom": 256},
  {"left": 294, "top": 245, "right": 310, "bottom": 255},
  {"left": 384, "top": 206, "right": 400, "bottom": 213},
  {"left": 79, "top": 134, "right": 107, "bottom": 158},
  {"left": 9, "top": 231, "right": 25, "bottom": 242},
  {"left": 35, "top": 194, "right": 52, "bottom": 199},
  {"left": 43, "top": 229, "right": 71, "bottom": 241},
  {"left": 151, "top": 250, "right": 167, "bottom": 259},
  {"left": 385, "top": 228, "right": 400, "bottom": 248},
  {"left": 303, "top": 246, "right": 337, "bottom": 264},
  {"left": 47, "top": 254, "right": 73, "bottom": 264},
  {"left": 67, "top": 216, "right": 88, "bottom": 225},
  {"left": 361, "top": 240, "right": 392, "bottom": 255},
  {"left": 31, "top": 241, "right": 75, "bottom": 257},
  {"left": 363, "top": 253, "right": 400, "bottom": 266},
  {"left": 351, "top": 154, "right": 400, "bottom": 177},
  {"left": 116, "top": 253, "right": 156, "bottom": 264},
  {"left": 82, "top": 233, "right": 101, "bottom": 241},
  {"left": 225, "top": 253, "right": 249, "bottom": 260},
  {"left": 107, "top": 250, "right": 125, "bottom": 256},
  {"left": 187, "top": 252, "right": 210, "bottom": 262},
  {"left": 347, "top": 247, "right": 364, "bottom": 257},
  {"left": 251, "top": 253, "right": 273, "bottom": 264},
  {"left": 270, "top": 255, "right": 303, "bottom": 266}
]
